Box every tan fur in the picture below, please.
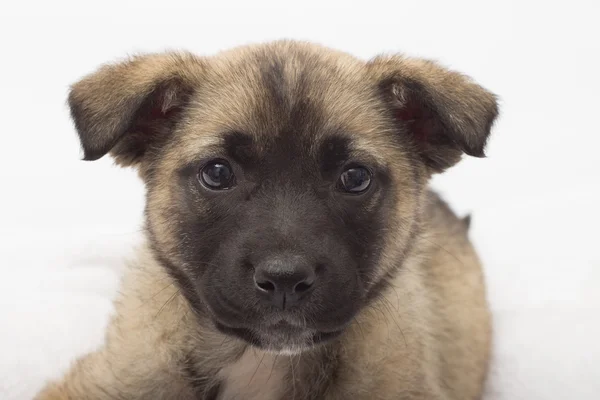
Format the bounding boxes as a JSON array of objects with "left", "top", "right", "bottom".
[{"left": 37, "top": 41, "right": 495, "bottom": 400}]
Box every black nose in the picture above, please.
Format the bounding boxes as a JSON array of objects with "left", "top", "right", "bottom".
[{"left": 253, "top": 254, "right": 317, "bottom": 310}]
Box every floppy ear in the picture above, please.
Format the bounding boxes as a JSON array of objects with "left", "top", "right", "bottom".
[
  {"left": 68, "top": 52, "right": 204, "bottom": 166},
  {"left": 368, "top": 56, "right": 499, "bottom": 172}
]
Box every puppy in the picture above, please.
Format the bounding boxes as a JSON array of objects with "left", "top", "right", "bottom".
[{"left": 37, "top": 40, "right": 498, "bottom": 400}]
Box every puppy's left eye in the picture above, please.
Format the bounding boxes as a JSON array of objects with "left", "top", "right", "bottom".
[
  {"left": 338, "top": 167, "right": 372, "bottom": 193},
  {"left": 199, "top": 160, "right": 235, "bottom": 190}
]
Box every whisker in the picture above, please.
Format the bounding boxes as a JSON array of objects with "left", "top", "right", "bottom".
[
  {"left": 219, "top": 333, "right": 232, "bottom": 348},
  {"left": 289, "top": 355, "right": 297, "bottom": 399},
  {"left": 247, "top": 349, "right": 267, "bottom": 387},
  {"left": 352, "top": 316, "right": 366, "bottom": 341},
  {"left": 379, "top": 296, "right": 408, "bottom": 349},
  {"left": 267, "top": 354, "right": 279, "bottom": 384},
  {"left": 139, "top": 281, "right": 175, "bottom": 307},
  {"left": 154, "top": 289, "right": 180, "bottom": 319}
]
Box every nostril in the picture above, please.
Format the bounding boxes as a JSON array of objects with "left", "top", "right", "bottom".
[
  {"left": 293, "top": 280, "right": 313, "bottom": 293},
  {"left": 255, "top": 279, "right": 276, "bottom": 293}
]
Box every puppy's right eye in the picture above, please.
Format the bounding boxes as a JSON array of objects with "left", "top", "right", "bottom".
[
  {"left": 199, "top": 160, "right": 235, "bottom": 190},
  {"left": 338, "top": 166, "right": 372, "bottom": 194}
]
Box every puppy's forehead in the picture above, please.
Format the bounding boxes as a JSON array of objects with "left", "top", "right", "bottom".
[{"left": 176, "top": 43, "right": 394, "bottom": 163}]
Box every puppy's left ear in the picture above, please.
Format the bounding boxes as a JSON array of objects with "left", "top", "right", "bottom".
[{"left": 368, "top": 56, "right": 499, "bottom": 173}]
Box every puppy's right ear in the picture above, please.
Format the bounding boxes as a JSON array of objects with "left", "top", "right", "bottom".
[{"left": 68, "top": 52, "right": 204, "bottom": 166}]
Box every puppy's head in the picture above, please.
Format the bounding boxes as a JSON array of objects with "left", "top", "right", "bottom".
[{"left": 69, "top": 41, "right": 497, "bottom": 353}]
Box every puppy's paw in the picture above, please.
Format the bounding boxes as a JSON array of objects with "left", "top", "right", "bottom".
[{"left": 34, "top": 383, "right": 71, "bottom": 400}]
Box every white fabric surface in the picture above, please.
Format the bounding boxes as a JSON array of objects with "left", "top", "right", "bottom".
[
  {"left": 1, "top": 0, "right": 599, "bottom": 398},
  {"left": 2, "top": 224, "right": 599, "bottom": 400}
]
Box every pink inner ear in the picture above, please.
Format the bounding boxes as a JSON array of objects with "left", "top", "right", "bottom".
[
  {"left": 148, "top": 99, "right": 180, "bottom": 120},
  {"left": 150, "top": 107, "right": 178, "bottom": 119},
  {"left": 396, "top": 104, "right": 433, "bottom": 143},
  {"left": 147, "top": 82, "right": 184, "bottom": 120},
  {"left": 149, "top": 105, "right": 167, "bottom": 119}
]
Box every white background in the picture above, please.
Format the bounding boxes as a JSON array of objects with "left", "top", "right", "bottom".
[{"left": 1, "top": 1, "right": 599, "bottom": 399}]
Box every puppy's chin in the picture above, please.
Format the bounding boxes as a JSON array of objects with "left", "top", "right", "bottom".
[{"left": 215, "top": 321, "right": 344, "bottom": 354}]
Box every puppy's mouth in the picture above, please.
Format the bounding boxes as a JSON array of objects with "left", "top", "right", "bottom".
[
  {"left": 214, "top": 320, "right": 344, "bottom": 354},
  {"left": 204, "top": 295, "right": 354, "bottom": 353}
]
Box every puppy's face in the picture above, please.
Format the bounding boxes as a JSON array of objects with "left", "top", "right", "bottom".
[{"left": 69, "top": 41, "right": 497, "bottom": 353}]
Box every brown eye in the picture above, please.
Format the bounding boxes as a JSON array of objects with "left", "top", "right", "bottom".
[
  {"left": 200, "top": 161, "right": 235, "bottom": 190},
  {"left": 339, "top": 167, "right": 371, "bottom": 193}
]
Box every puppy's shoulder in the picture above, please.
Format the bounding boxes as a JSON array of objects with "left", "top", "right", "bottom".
[{"left": 423, "top": 190, "right": 471, "bottom": 238}]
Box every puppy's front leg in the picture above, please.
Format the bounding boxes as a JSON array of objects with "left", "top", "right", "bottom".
[
  {"left": 34, "top": 264, "right": 206, "bottom": 400},
  {"left": 35, "top": 348, "right": 199, "bottom": 400},
  {"left": 322, "top": 374, "right": 448, "bottom": 400}
]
